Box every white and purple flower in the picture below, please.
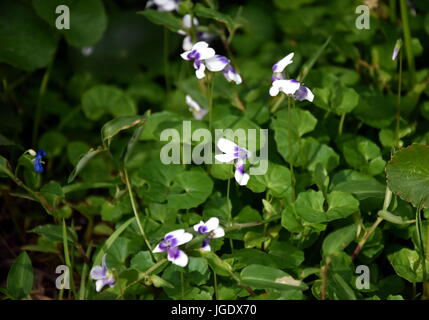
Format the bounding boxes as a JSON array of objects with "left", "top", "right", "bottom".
[
  {"left": 145, "top": 0, "right": 179, "bottom": 12},
  {"left": 193, "top": 217, "right": 225, "bottom": 251},
  {"left": 223, "top": 65, "right": 242, "bottom": 85},
  {"left": 153, "top": 229, "right": 193, "bottom": 267},
  {"left": 186, "top": 95, "right": 208, "bottom": 120},
  {"left": 215, "top": 138, "right": 251, "bottom": 186},
  {"left": 90, "top": 254, "right": 115, "bottom": 292},
  {"left": 181, "top": 41, "right": 216, "bottom": 79},
  {"left": 269, "top": 52, "right": 314, "bottom": 102}
]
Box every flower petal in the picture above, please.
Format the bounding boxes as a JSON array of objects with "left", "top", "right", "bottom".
[
  {"left": 201, "top": 241, "right": 211, "bottom": 251},
  {"left": 205, "top": 55, "right": 229, "bottom": 72},
  {"left": 95, "top": 279, "right": 107, "bottom": 292},
  {"left": 186, "top": 95, "right": 201, "bottom": 112},
  {"left": 272, "top": 52, "right": 294, "bottom": 73},
  {"left": 234, "top": 159, "right": 250, "bottom": 186},
  {"left": 212, "top": 227, "right": 225, "bottom": 238},
  {"left": 193, "top": 221, "right": 205, "bottom": 233},
  {"left": 153, "top": 243, "right": 165, "bottom": 253},
  {"left": 90, "top": 266, "right": 106, "bottom": 280},
  {"left": 217, "top": 138, "right": 238, "bottom": 154},
  {"left": 195, "top": 63, "right": 206, "bottom": 79},
  {"left": 180, "top": 50, "right": 192, "bottom": 60},
  {"left": 167, "top": 248, "right": 189, "bottom": 267},
  {"left": 205, "top": 217, "right": 219, "bottom": 232},
  {"left": 269, "top": 85, "right": 280, "bottom": 97},
  {"left": 182, "top": 14, "right": 198, "bottom": 28},
  {"left": 273, "top": 79, "right": 301, "bottom": 95},
  {"left": 215, "top": 153, "right": 237, "bottom": 163},
  {"left": 294, "top": 85, "right": 314, "bottom": 102},
  {"left": 182, "top": 36, "right": 193, "bottom": 51},
  {"left": 165, "top": 229, "right": 185, "bottom": 240},
  {"left": 174, "top": 231, "right": 193, "bottom": 246}
]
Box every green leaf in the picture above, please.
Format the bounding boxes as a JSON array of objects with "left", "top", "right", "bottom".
[
  {"left": 329, "top": 273, "right": 357, "bottom": 300},
  {"left": 0, "top": 2, "right": 57, "bottom": 71},
  {"left": 240, "top": 265, "right": 307, "bottom": 291},
  {"left": 388, "top": 248, "right": 429, "bottom": 282},
  {"left": 82, "top": 85, "right": 137, "bottom": 121},
  {"left": 200, "top": 251, "right": 233, "bottom": 277},
  {"left": 246, "top": 161, "right": 291, "bottom": 198},
  {"left": 67, "top": 147, "right": 105, "bottom": 183},
  {"left": 294, "top": 190, "right": 359, "bottom": 224},
  {"left": 322, "top": 224, "right": 357, "bottom": 256},
  {"left": 272, "top": 108, "right": 317, "bottom": 165},
  {"left": 30, "top": 224, "right": 77, "bottom": 243},
  {"left": 32, "top": 0, "right": 107, "bottom": 47},
  {"left": 339, "top": 135, "right": 385, "bottom": 176},
  {"left": 7, "top": 252, "right": 34, "bottom": 299},
  {"left": 101, "top": 202, "right": 123, "bottom": 222},
  {"left": 0, "top": 155, "right": 13, "bottom": 178},
  {"left": 194, "top": 4, "right": 238, "bottom": 33},
  {"left": 167, "top": 169, "right": 214, "bottom": 210},
  {"left": 386, "top": 144, "right": 429, "bottom": 208},
  {"left": 138, "top": 9, "right": 183, "bottom": 32},
  {"left": 101, "top": 115, "right": 147, "bottom": 147}
]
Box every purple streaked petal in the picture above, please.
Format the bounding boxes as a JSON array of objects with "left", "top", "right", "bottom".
[
  {"left": 201, "top": 239, "right": 211, "bottom": 251},
  {"left": 272, "top": 52, "right": 294, "bottom": 73},
  {"left": 294, "top": 85, "right": 314, "bottom": 102},
  {"left": 90, "top": 265, "right": 107, "bottom": 280},
  {"left": 167, "top": 248, "right": 189, "bottom": 267},
  {"left": 205, "top": 55, "right": 229, "bottom": 72}
]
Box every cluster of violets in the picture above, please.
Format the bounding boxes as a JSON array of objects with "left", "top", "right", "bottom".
[
  {"left": 90, "top": 218, "right": 224, "bottom": 291},
  {"left": 184, "top": 49, "right": 316, "bottom": 186}
]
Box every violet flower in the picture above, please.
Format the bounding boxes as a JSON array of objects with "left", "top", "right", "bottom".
[
  {"left": 193, "top": 217, "right": 225, "bottom": 251},
  {"left": 153, "top": 229, "right": 193, "bottom": 267},
  {"left": 90, "top": 254, "right": 115, "bottom": 292}
]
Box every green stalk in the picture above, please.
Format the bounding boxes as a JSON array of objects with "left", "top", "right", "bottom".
[
  {"left": 212, "top": 266, "right": 219, "bottom": 300},
  {"left": 287, "top": 97, "right": 296, "bottom": 201},
  {"left": 338, "top": 113, "right": 346, "bottom": 136},
  {"left": 395, "top": 49, "right": 403, "bottom": 148},
  {"left": 351, "top": 187, "right": 392, "bottom": 260},
  {"left": 78, "top": 245, "right": 92, "bottom": 300},
  {"left": 32, "top": 63, "right": 52, "bottom": 145},
  {"left": 124, "top": 169, "right": 153, "bottom": 256},
  {"left": 399, "top": 0, "right": 415, "bottom": 87},
  {"left": 416, "top": 204, "right": 427, "bottom": 298},
  {"left": 62, "top": 219, "right": 76, "bottom": 297},
  {"left": 208, "top": 74, "right": 215, "bottom": 132}
]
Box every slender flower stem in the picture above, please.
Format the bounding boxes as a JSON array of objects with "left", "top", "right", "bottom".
[
  {"left": 124, "top": 169, "right": 153, "bottom": 255},
  {"left": 320, "top": 257, "right": 331, "bottom": 300},
  {"left": 212, "top": 266, "right": 219, "bottom": 300},
  {"left": 62, "top": 219, "right": 77, "bottom": 297},
  {"left": 208, "top": 74, "right": 215, "bottom": 132},
  {"left": 338, "top": 113, "right": 346, "bottom": 136},
  {"left": 271, "top": 95, "right": 285, "bottom": 113},
  {"left": 351, "top": 187, "right": 392, "bottom": 260},
  {"left": 226, "top": 177, "right": 234, "bottom": 253},
  {"left": 395, "top": 49, "right": 403, "bottom": 148},
  {"left": 32, "top": 63, "right": 52, "bottom": 146},
  {"left": 399, "top": 0, "right": 415, "bottom": 86},
  {"left": 78, "top": 245, "right": 92, "bottom": 300},
  {"left": 287, "top": 97, "right": 296, "bottom": 201},
  {"left": 181, "top": 268, "right": 185, "bottom": 299}
]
